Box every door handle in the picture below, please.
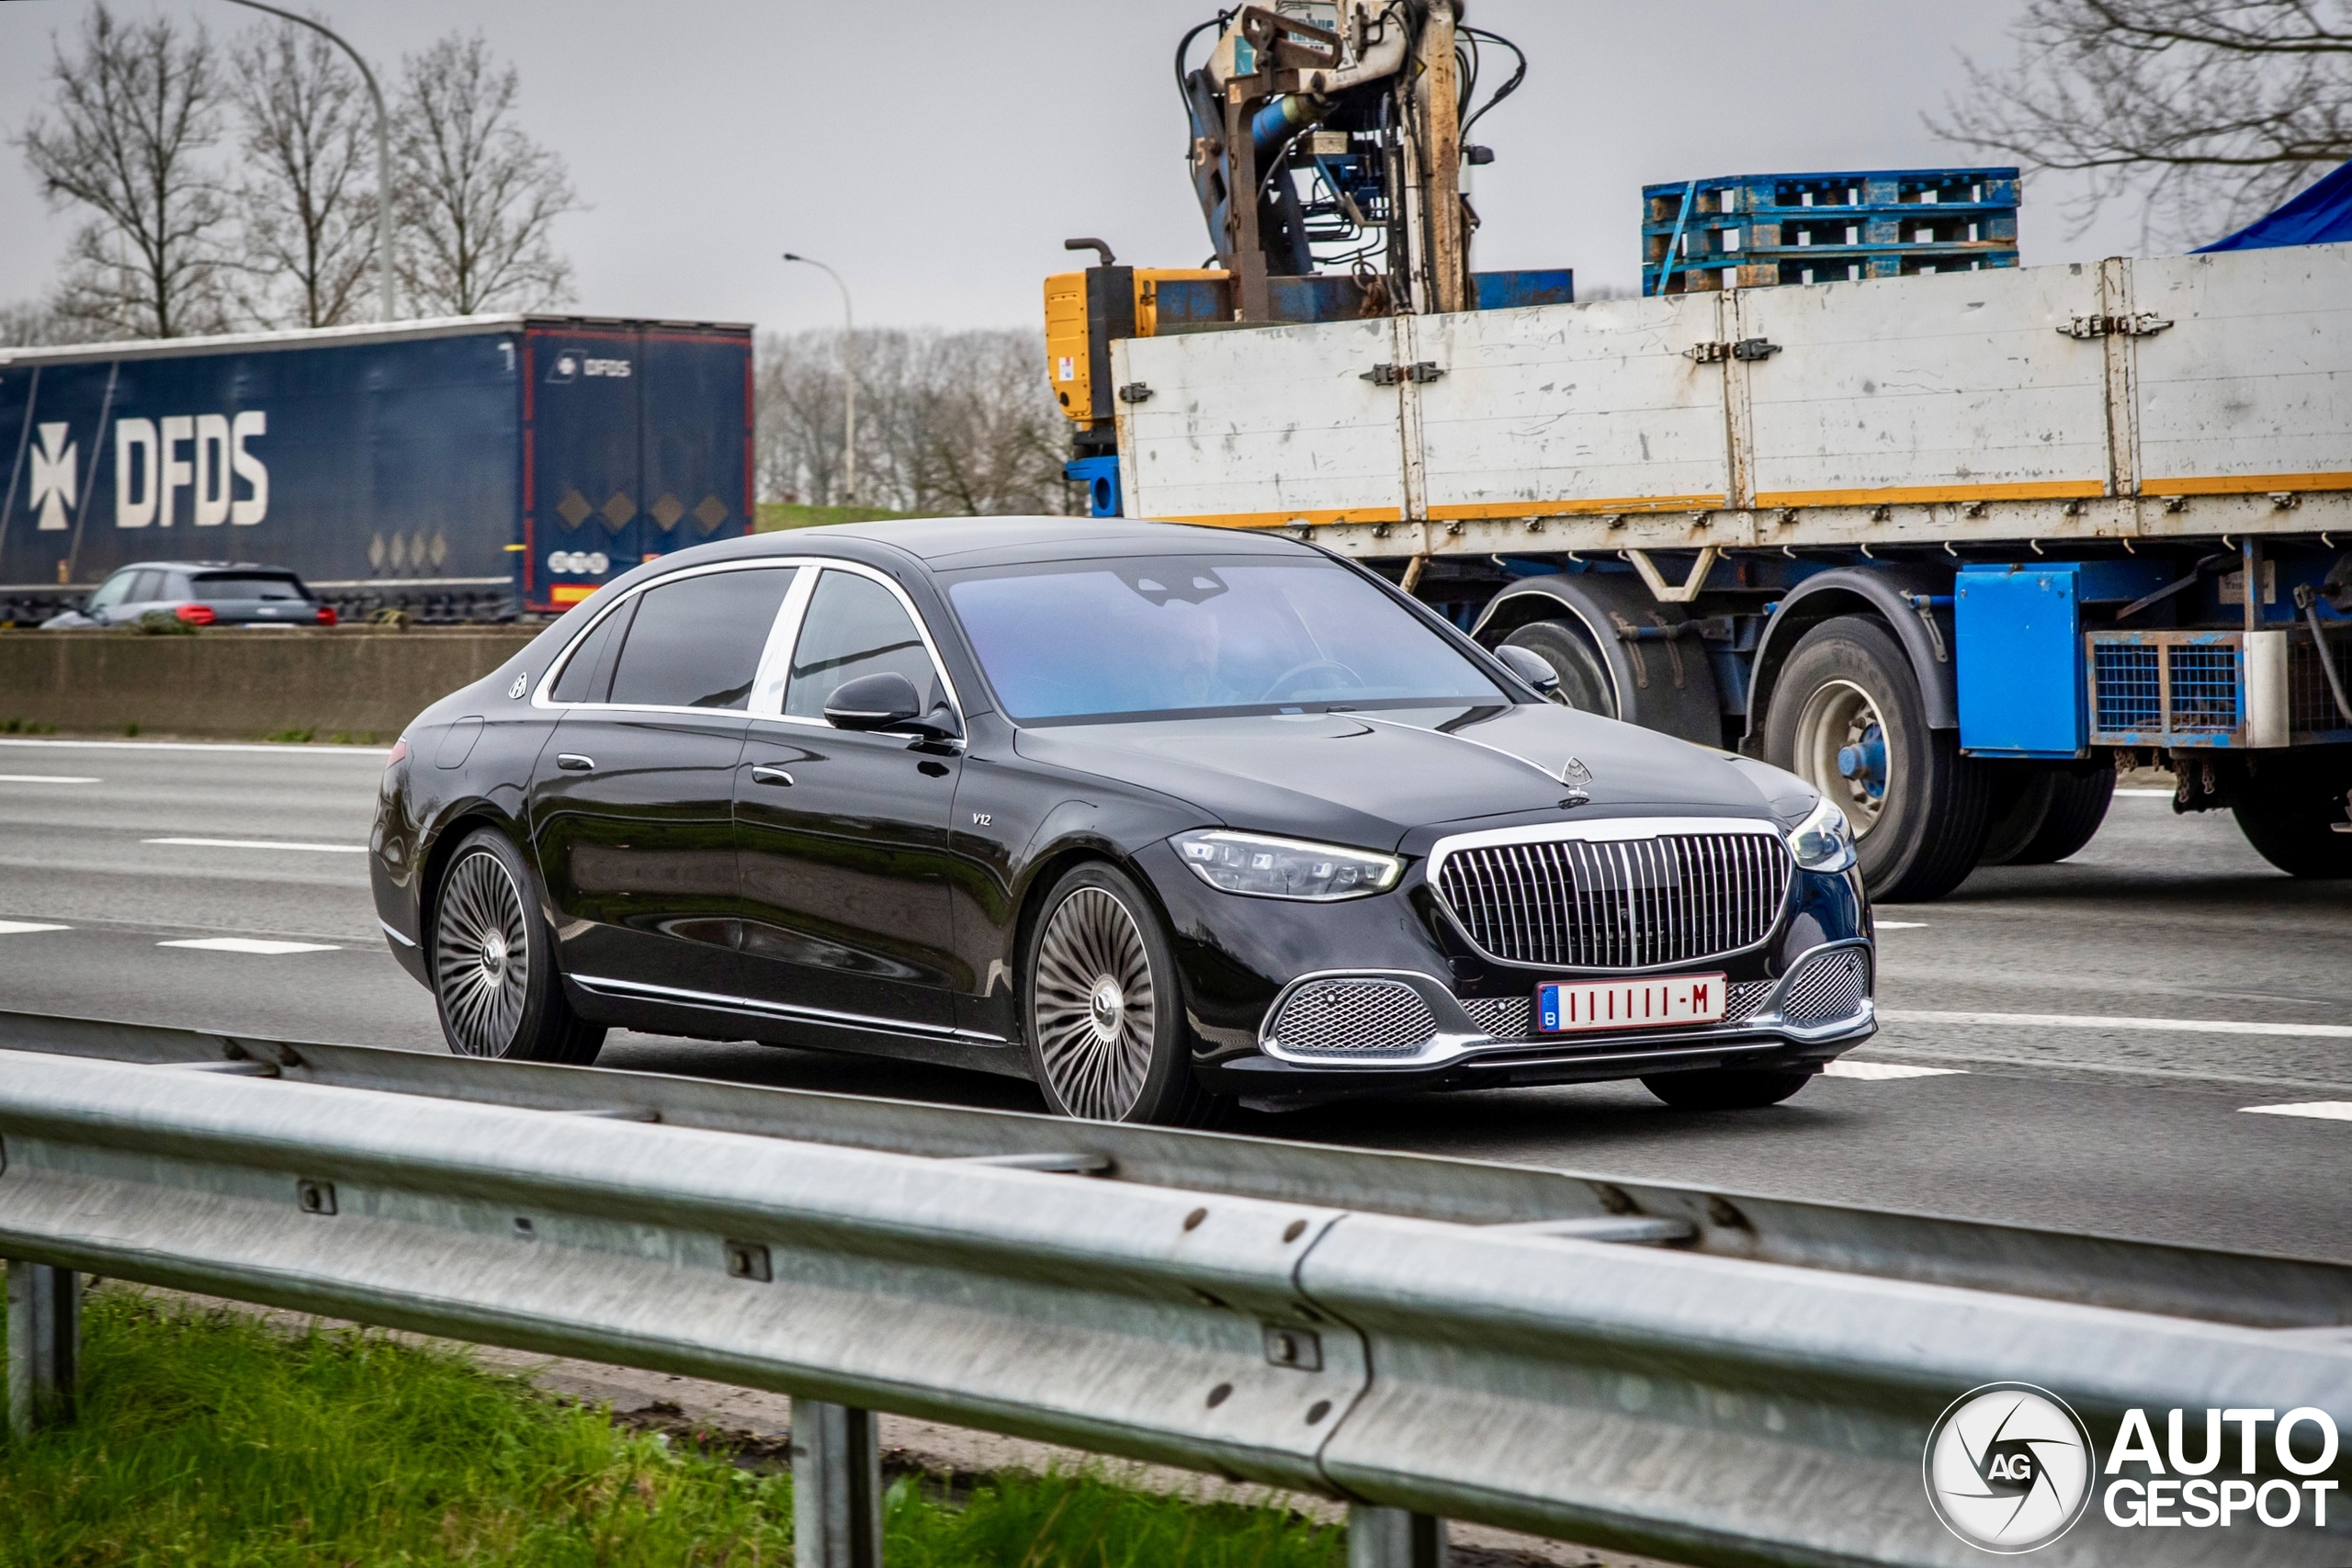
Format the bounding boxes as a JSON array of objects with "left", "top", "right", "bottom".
[
  {"left": 751, "top": 765, "right": 795, "bottom": 787},
  {"left": 556, "top": 753, "right": 594, "bottom": 773}
]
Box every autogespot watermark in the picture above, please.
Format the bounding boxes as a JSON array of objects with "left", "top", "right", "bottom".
[{"left": 1925, "top": 1383, "right": 2343, "bottom": 1553}]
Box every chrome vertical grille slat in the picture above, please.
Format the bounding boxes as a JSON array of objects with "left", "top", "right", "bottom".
[{"left": 1434, "top": 830, "right": 1792, "bottom": 970}]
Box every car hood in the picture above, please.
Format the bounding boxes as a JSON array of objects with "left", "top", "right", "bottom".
[{"left": 1012, "top": 703, "right": 1795, "bottom": 852}]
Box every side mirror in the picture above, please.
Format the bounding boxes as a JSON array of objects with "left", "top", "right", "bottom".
[
  {"left": 1495, "top": 643, "right": 1563, "bottom": 697},
  {"left": 823, "top": 671, "right": 927, "bottom": 733}
]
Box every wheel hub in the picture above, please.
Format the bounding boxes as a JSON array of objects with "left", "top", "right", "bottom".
[
  {"left": 1837, "top": 725, "right": 1887, "bottom": 802},
  {"left": 1089, "top": 979, "right": 1125, "bottom": 1038},
  {"left": 480, "top": 931, "right": 507, "bottom": 979}
]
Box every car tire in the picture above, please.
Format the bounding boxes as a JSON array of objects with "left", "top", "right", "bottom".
[
  {"left": 1021, "top": 862, "right": 1225, "bottom": 1126},
  {"left": 1641, "top": 1066, "right": 1816, "bottom": 1111},
  {"left": 1498, "top": 619, "right": 1617, "bottom": 717},
  {"left": 1765, "top": 615, "right": 1991, "bottom": 902},
  {"left": 430, "top": 827, "right": 605, "bottom": 1064},
  {"left": 2233, "top": 746, "right": 2352, "bottom": 879}
]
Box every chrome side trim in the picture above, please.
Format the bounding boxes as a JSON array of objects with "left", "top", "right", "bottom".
[
  {"left": 568, "top": 972, "right": 1010, "bottom": 1046},
  {"left": 379, "top": 918, "right": 418, "bottom": 949}
]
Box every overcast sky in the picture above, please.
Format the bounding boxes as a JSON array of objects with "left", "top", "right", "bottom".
[{"left": 0, "top": 0, "right": 2157, "bottom": 333}]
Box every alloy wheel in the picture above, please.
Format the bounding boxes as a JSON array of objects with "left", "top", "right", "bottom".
[
  {"left": 1032, "top": 886, "right": 1157, "bottom": 1120},
  {"left": 434, "top": 848, "right": 531, "bottom": 1056}
]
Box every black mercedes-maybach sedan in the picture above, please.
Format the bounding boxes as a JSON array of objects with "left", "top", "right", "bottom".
[{"left": 370, "top": 518, "right": 1873, "bottom": 1124}]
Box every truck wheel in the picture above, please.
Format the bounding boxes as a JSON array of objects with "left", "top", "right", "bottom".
[
  {"left": 1499, "top": 620, "right": 1616, "bottom": 717},
  {"left": 1978, "top": 763, "right": 2113, "bottom": 866},
  {"left": 2233, "top": 747, "right": 2352, "bottom": 879},
  {"left": 1765, "top": 615, "right": 1990, "bottom": 902}
]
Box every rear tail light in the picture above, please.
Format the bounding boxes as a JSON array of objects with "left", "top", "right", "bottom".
[
  {"left": 314, "top": 604, "right": 338, "bottom": 626},
  {"left": 386, "top": 738, "right": 409, "bottom": 770},
  {"left": 175, "top": 604, "right": 215, "bottom": 626}
]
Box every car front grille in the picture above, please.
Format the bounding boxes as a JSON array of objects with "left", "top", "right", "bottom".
[{"left": 1433, "top": 830, "right": 1792, "bottom": 969}]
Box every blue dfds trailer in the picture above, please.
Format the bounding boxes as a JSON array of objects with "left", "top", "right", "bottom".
[{"left": 0, "top": 315, "right": 754, "bottom": 622}]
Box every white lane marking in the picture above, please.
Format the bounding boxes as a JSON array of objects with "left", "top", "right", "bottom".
[
  {"left": 0, "top": 919, "right": 71, "bottom": 935},
  {"left": 1884, "top": 1009, "right": 2352, "bottom": 1039},
  {"left": 1875, "top": 920, "right": 1928, "bottom": 929},
  {"left": 1825, "top": 1060, "right": 1967, "bottom": 1080},
  {"left": 0, "top": 773, "right": 99, "bottom": 783},
  {"left": 158, "top": 937, "right": 340, "bottom": 954},
  {"left": 0, "top": 738, "right": 391, "bottom": 756},
  {"left": 144, "top": 837, "right": 368, "bottom": 853},
  {"left": 2115, "top": 787, "right": 2174, "bottom": 796},
  {"left": 2241, "top": 1101, "right": 2352, "bottom": 1122}
]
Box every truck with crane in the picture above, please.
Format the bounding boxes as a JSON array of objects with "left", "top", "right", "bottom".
[{"left": 1045, "top": 0, "right": 2352, "bottom": 900}]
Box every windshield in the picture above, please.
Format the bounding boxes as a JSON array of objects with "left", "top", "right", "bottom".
[
  {"left": 194, "top": 573, "right": 308, "bottom": 601},
  {"left": 945, "top": 556, "right": 1509, "bottom": 723}
]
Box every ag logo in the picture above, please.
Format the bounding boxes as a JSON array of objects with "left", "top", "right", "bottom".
[
  {"left": 1924, "top": 1382, "right": 2094, "bottom": 1553},
  {"left": 546, "top": 353, "right": 580, "bottom": 383},
  {"left": 28, "top": 423, "right": 77, "bottom": 531}
]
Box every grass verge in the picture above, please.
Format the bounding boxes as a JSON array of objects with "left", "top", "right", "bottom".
[
  {"left": 755, "top": 502, "right": 913, "bottom": 531},
  {"left": 0, "top": 1290, "right": 1345, "bottom": 1567}
]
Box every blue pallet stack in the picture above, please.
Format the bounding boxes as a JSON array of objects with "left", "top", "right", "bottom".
[{"left": 1641, "top": 167, "right": 2019, "bottom": 296}]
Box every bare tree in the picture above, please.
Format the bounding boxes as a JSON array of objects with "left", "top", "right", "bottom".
[
  {"left": 16, "top": 3, "right": 232, "bottom": 339},
  {"left": 0, "top": 299, "right": 106, "bottom": 348},
  {"left": 228, "top": 15, "right": 377, "bottom": 329},
  {"left": 393, "top": 33, "right": 578, "bottom": 316},
  {"left": 757, "top": 329, "right": 1072, "bottom": 516},
  {"left": 1933, "top": 0, "right": 2352, "bottom": 246}
]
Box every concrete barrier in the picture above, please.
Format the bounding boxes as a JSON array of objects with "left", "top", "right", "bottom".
[{"left": 0, "top": 627, "right": 537, "bottom": 741}]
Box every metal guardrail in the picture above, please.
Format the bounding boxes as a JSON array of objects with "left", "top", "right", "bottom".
[{"left": 1, "top": 1012, "right": 2349, "bottom": 1567}]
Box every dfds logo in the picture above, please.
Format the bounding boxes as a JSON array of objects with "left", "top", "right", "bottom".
[
  {"left": 112, "top": 413, "right": 268, "bottom": 528},
  {"left": 1926, "top": 1385, "right": 2343, "bottom": 1552}
]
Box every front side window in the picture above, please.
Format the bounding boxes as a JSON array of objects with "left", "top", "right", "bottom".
[
  {"left": 784, "top": 570, "right": 946, "bottom": 720},
  {"left": 944, "top": 556, "right": 1507, "bottom": 722},
  {"left": 124, "top": 570, "right": 167, "bottom": 604},
  {"left": 602, "top": 568, "right": 796, "bottom": 711},
  {"left": 85, "top": 573, "right": 135, "bottom": 612}
]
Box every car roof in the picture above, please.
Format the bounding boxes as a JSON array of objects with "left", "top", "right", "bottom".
[
  {"left": 109, "top": 561, "right": 304, "bottom": 575},
  {"left": 731, "top": 515, "right": 1318, "bottom": 571}
]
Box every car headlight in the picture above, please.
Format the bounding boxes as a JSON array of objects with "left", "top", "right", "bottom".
[
  {"left": 1787, "top": 795, "right": 1856, "bottom": 873},
  {"left": 1170, "top": 830, "right": 1404, "bottom": 900}
]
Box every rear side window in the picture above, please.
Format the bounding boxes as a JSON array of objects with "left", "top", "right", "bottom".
[
  {"left": 605, "top": 568, "right": 796, "bottom": 710},
  {"left": 548, "top": 597, "right": 636, "bottom": 703},
  {"left": 125, "top": 570, "right": 167, "bottom": 603},
  {"left": 194, "top": 572, "right": 306, "bottom": 601},
  {"left": 784, "top": 570, "right": 944, "bottom": 719}
]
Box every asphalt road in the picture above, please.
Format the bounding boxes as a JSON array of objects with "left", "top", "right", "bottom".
[{"left": 2, "top": 736, "right": 2346, "bottom": 1263}]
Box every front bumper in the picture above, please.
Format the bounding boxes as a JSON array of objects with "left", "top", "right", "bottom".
[{"left": 1192, "top": 939, "right": 1875, "bottom": 1102}]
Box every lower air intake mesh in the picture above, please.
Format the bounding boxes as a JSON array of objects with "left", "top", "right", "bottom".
[
  {"left": 1781, "top": 948, "right": 1871, "bottom": 1024},
  {"left": 1268, "top": 979, "right": 1439, "bottom": 1056}
]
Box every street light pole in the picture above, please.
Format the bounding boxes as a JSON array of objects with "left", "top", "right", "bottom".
[
  {"left": 220, "top": 0, "right": 395, "bottom": 323},
  {"left": 783, "top": 253, "right": 854, "bottom": 505}
]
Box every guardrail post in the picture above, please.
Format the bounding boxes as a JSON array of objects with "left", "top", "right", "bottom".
[
  {"left": 6, "top": 1260, "right": 80, "bottom": 1440},
  {"left": 1348, "top": 1503, "right": 1448, "bottom": 1568},
  {"left": 791, "top": 1398, "right": 883, "bottom": 1568}
]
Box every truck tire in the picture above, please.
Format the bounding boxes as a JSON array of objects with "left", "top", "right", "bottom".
[
  {"left": 2233, "top": 747, "right": 2352, "bottom": 879},
  {"left": 1764, "top": 615, "right": 1990, "bottom": 902},
  {"left": 1979, "top": 764, "right": 2114, "bottom": 866},
  {"left": 1499, "top": 619, "right": 1616, "bottom": 717}
]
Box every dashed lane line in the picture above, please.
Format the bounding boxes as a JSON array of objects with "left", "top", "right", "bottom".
[
  {"left": 157, "top": 937, "right": 341, "bottom": 955},
  {"left": 1875, "top": 920, "right": 1928, "bottom": 929},
  {"left": 144, "top": 837, "right": 368, "bottom": 853},
  {"left": 0, "top": 920, "right": 71, "bottom": 935},
  {"left": 0, "top": 738, "right": 392, "bottom": 756},
  {"left": 1882, "top": 1010, "right": 2352, "bottom": 1039},
  {"left": 1824, "top": 1060, "right": 1967, "bottom": 1080},
  {"left": 0, "top": 773, "right": 99, "bottom": 784},
  {"left": 2241, "top": 1101, "right": 2352, "bottom": 1122},
  {"left": 2115, "top": 787, "right": 2175, "bottom": 797}
]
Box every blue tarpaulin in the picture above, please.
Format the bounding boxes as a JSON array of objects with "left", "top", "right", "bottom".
[{"left": 2195, "top": 156, "right": 2352, "bottom": 252}]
